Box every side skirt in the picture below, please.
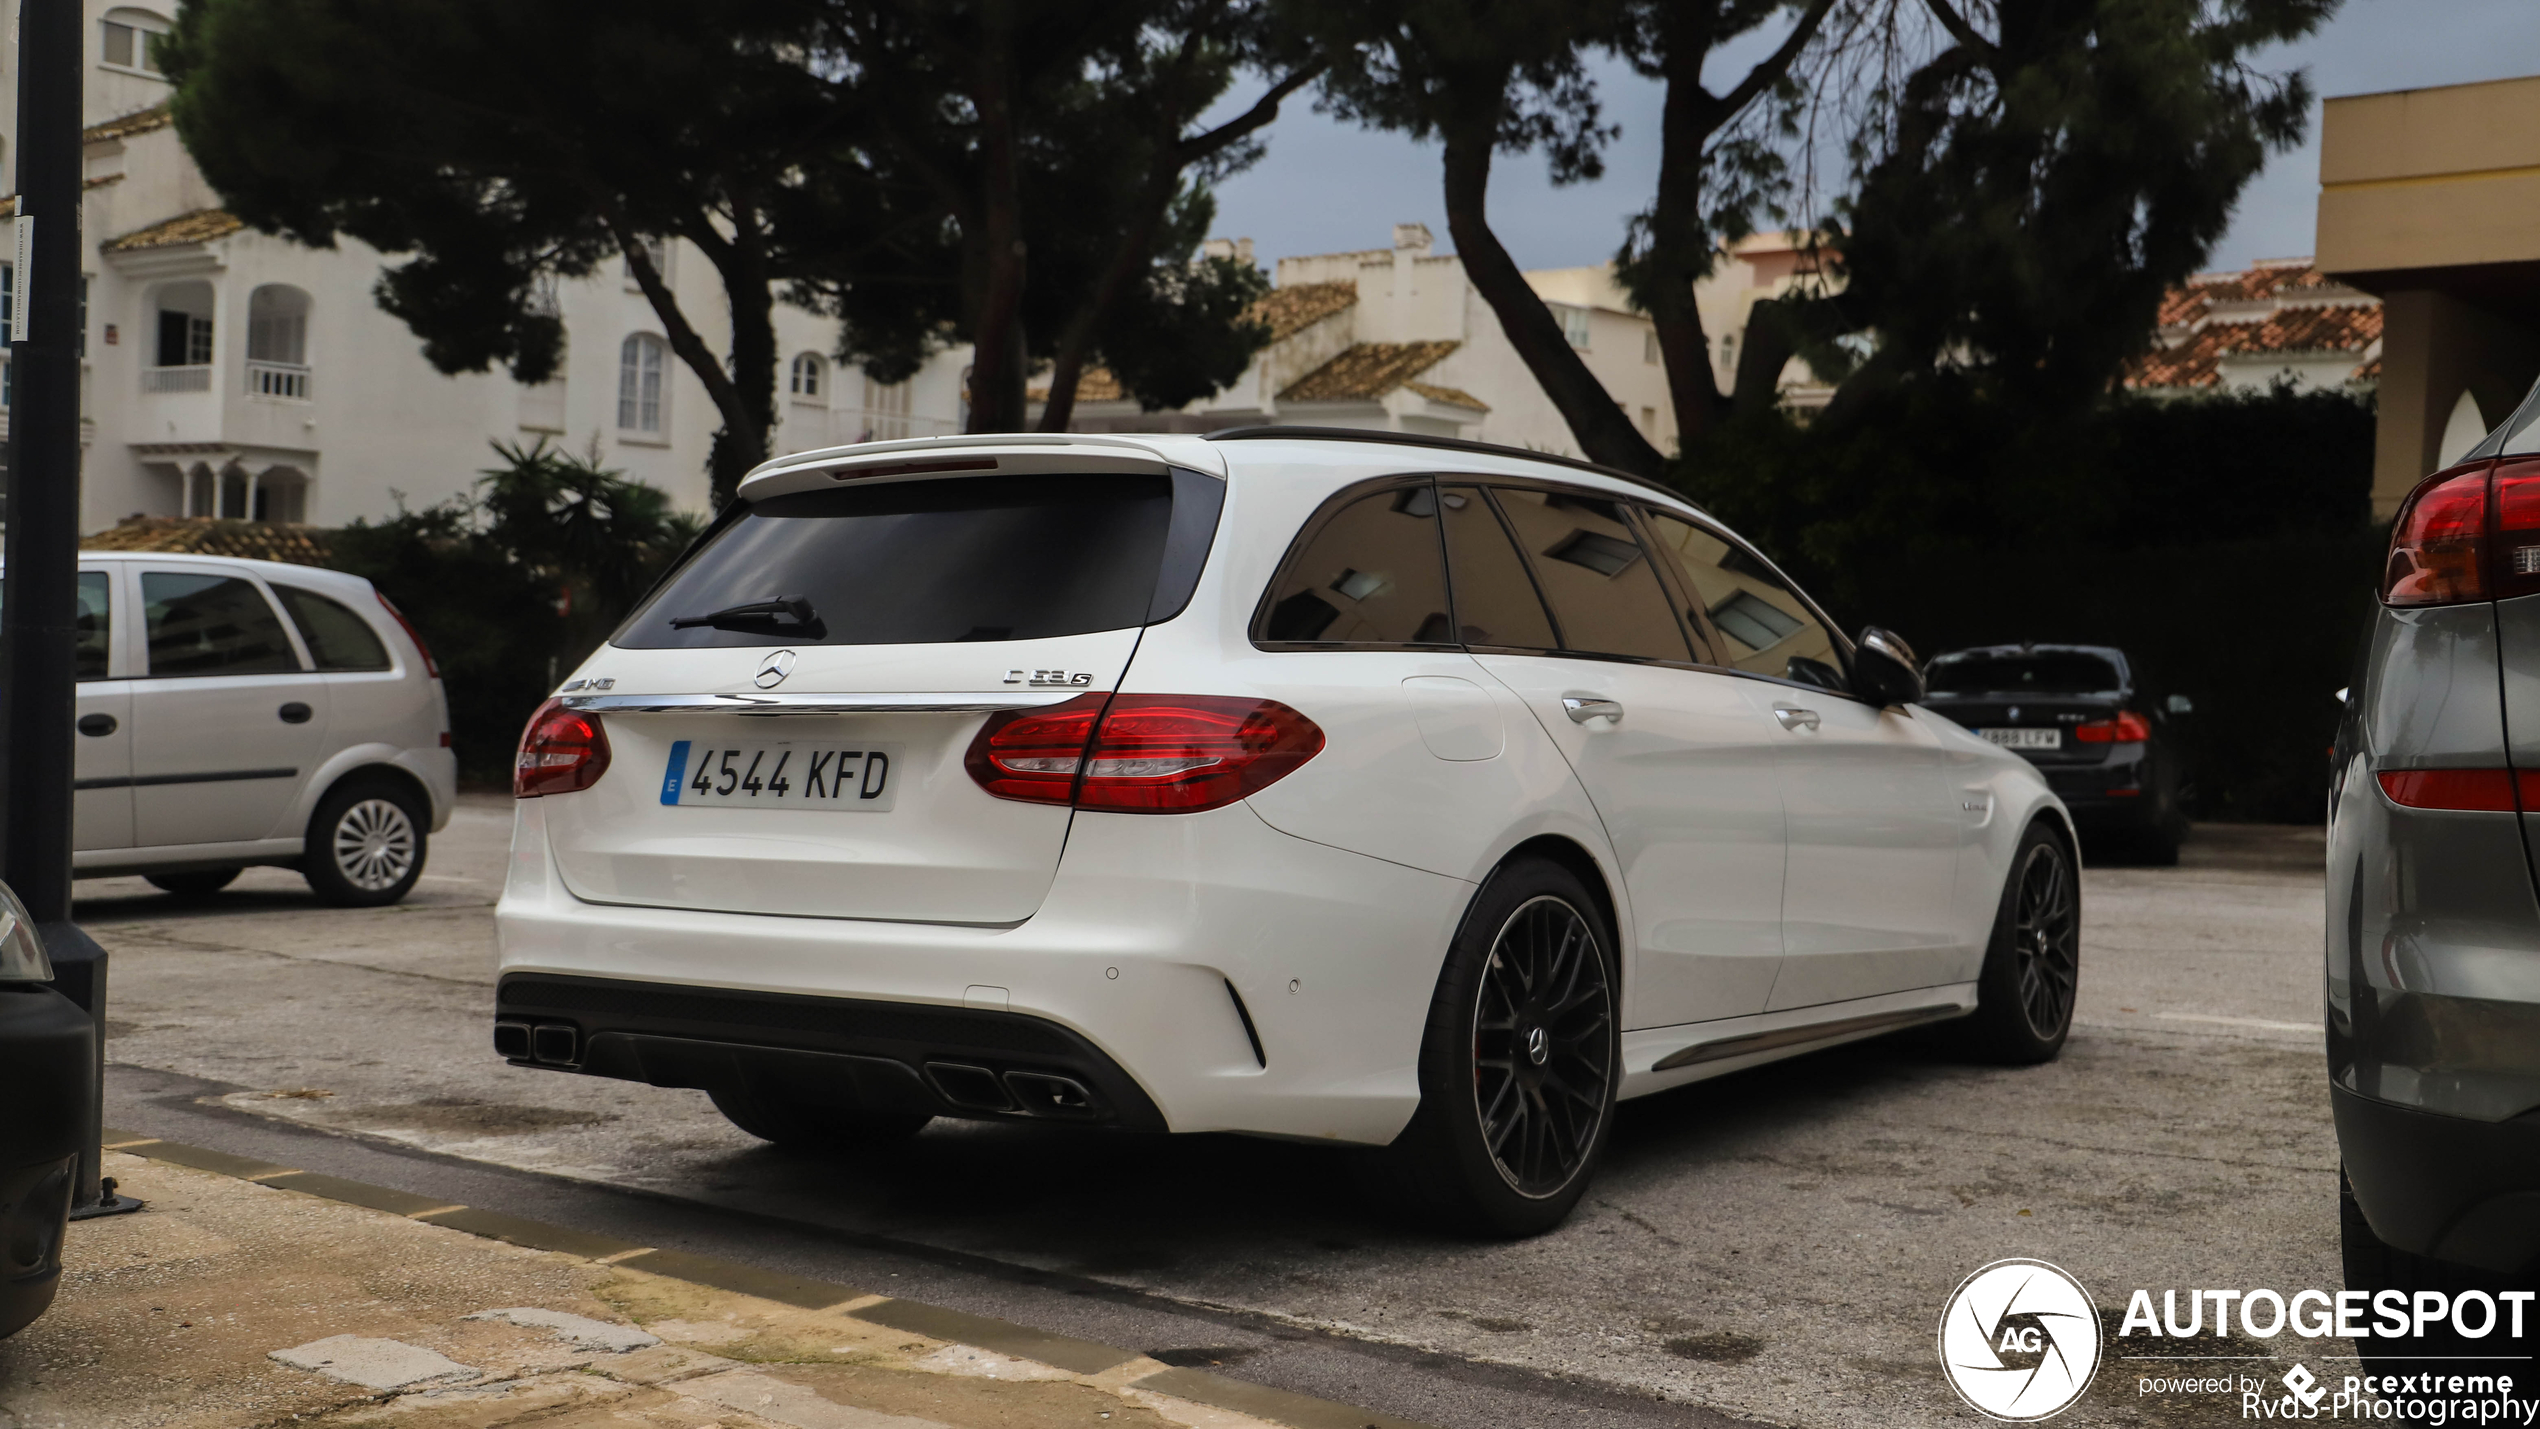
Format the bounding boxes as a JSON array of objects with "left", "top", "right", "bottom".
[{"left": 1617, "top": 982, "right": 1980, "bottom": 1101}]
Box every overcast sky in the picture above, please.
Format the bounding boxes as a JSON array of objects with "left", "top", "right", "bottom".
[{"left": 1207, "top": 0, "right": 2540, "bottom": 278}]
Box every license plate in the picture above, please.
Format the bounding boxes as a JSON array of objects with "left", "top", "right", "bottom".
[
  {"left": 660, "top": 740, "right": 900, "bottom": 811},
  {"left": 1980, "top": 728, "right": 2061, "bottom": 750}
]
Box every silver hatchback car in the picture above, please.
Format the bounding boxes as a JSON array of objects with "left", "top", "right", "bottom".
[{"left": 2333, "top": 378, "right": 2540, "bottom": 1305}]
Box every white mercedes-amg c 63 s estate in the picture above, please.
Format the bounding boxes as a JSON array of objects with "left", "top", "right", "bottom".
[{"left": 492, "top": 428, "right": 2076, "bottom": 1234}]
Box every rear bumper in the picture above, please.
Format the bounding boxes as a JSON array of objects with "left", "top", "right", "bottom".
[
  {"left": 496, "top": 974, "right": 1167, "bottom": 1130},
  {"left": 493, "top": 796, "right": 1474, "bottom": 1145},
  {"left": 2334, "top": 1084, "right": 2540, "bottom": 1275}
]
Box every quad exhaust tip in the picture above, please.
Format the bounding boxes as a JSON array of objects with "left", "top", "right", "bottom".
[
  {"left": 925, "top": 1062, "right": 1100, "bottom": 1120},
  {"left": 496, "top": 1019, "right": 580, "bottom": 1067}
]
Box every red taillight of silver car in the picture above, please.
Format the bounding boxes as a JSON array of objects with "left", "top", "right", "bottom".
[
  {"left": 965, "top": 693, "right": 1324, "bottom": 813},
  {"left": 515, "top": 698, "right": 612, "bottom": 797},
  {"left": 2384, "top": 457, "right": 2540, "bottom": 607}
]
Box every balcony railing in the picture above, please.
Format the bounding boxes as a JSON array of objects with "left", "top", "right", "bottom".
[
  {"left": 247, "top": 361, "right": 311, "bottom": 401},
  {"left": 142, "top": 364, "right": 212, "bottom": 394}
]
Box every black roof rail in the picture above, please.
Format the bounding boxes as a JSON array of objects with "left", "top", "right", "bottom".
[{"left": 1203, "top": 425, "right": 1695, "bottom": 505}]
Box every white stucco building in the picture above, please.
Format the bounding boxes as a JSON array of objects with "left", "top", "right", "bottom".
[{"left": 1, "top": 0, "right": 970, "bottom": 534}]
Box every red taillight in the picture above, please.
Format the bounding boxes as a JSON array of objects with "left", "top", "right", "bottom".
[
  {"left": 375, "top": 592, "right": 440, "bottom": 678},
  {"left": 2073, "top": 710, "right": 2152, "bottom": 743},
  {"left": 2374, "top": 768, "right": 2538, "bottom": 812},
  {"left": 965, "top": 693, "right": 1325, "bottom": 814},
  {"left": 515, "top": 697, "right": 611, "bottom": 797}
]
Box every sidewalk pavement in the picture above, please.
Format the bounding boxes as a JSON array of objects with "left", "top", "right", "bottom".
[{"left": 0, "top": 1136, "right": 1430, "bottom": 1429}]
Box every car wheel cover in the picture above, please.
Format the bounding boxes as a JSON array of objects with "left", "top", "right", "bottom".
[
  {"left": 2011, "top": 840, "right": 2079, "bottom": 1039},
  {"left": 333, "top": 798, "right": 417, "bottom": 892},
  {"left": 1471, "top": 894, "right": 1615, "bottom": 1199}
]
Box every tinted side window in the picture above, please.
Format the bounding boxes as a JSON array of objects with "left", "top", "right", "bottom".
[
  {"left": 273, "top": 584, "right": 392, "bottom": 671},
  {"left": 1439, "top": 485, "right": 1557, "bottom": 649},
  {"left": 1259, "top": 485, "right": 1454, "bottom": 645},
  {"left": 76, "top": 572, "right": 108, "bottom": 681},
  {"left": 143, "top": 572, "right": 300, "bottom": 677},
  {"left": 1643, "top": 512, "right": 1845, "bottom": 689},
  {"left": 1491, "top": 487, "right": 1690, "bottom": 662}
]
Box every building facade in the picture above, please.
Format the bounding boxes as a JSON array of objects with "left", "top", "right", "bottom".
[
  {"left": 3, "top": 0, "right": 971, "bottom": 535},
  {"left": 1033, "top": 224, "right": 1689, "bottom": 458},
  {"left": 2315, "top": 73, "right": 2540, "bottom": 516}
]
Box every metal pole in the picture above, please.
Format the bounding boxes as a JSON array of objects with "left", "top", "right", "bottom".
[{"left": 2, "top": 0, "right": 127, "bottom": 1217}]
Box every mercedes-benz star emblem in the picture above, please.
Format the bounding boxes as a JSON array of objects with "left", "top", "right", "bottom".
[
  {"left": 755, "top": 650, "right": 797, "bottom": 689},
  {"left": 1525, "top": 1026, "right": 1549, "bottom": 1066}
]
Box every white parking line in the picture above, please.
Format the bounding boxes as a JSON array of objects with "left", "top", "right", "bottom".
[{"left": 2157, "top": 1012, "right": 2318, "bottom": 1033}]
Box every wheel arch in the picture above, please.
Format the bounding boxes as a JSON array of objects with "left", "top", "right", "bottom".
[
  {"left": 312, "top": 761, "right": 434, "bottom": 828},
  {"left": 1478, "top": 834, "right": 1625, "bottom": 991}
]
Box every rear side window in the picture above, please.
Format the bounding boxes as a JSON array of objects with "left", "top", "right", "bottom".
[
  {"left": 75, "top": 572, "right": 108, "bottom": 681},
  {"left": 621, "top": 474, "right": 1177, "bottom": 648},
  {"left": 1926, "top": 651, "right": 2121, "bottom": 694},
  {"left": 273, "top": 584, "right": 392, "bottom": 671},
  {"left": 1258, "top": 485, "right": 1454, "bottom": 645},
  {"left": 1491, "top": 487, "right": 1690, "bottom": 663},
  {"left": 1439, "top": 485, "right": 1558, "bottom": 649},
  {"left": 142, "top": 572, "right": 300, "bottom": 677},
  {"left": 1643, "top": 512, "right": 1843, "bottom": 688}
]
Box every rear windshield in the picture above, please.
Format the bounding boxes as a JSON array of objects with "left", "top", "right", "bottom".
[
  {"left": 619, "top": 474, "right": 1175, "bottom": 648},
  {"left": 1925, "top": 652, "right": 2122, "bottom": 695}
]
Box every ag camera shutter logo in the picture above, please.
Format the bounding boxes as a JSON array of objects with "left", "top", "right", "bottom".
[{"left": 1939, "top": 1259, "right": 2102, "bottom": 1421}]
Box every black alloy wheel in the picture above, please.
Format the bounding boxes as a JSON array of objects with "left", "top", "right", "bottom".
[
  {"left": 1369, "top": 855, "right": 1621, "bottom": 1237},
  {"left": 2010, "top": 840, "right": 2079, "bottom": 1040},
  {"left": 1472, "top": 895, "right": 1616, "bottom": 1198},
  {"left": 1961, "top": 820, "right": 2081, "bottom": 1064}
]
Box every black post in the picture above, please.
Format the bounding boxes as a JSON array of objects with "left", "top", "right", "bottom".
[{"left": 2, "top": 0, "right": 119, "bottom": 1215}]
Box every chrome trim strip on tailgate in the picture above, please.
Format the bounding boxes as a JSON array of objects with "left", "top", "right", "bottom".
[{"left": 560, "top": 691, "right": 1086, "bottom": 715}]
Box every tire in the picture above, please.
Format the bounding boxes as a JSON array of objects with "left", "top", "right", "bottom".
[
  {"left": 1369, "top": 855, "right": 1620, "bottom": 1238},
  {"left": 1959, "top": 820, "right": 2080, "bottom": 1064},
  {"left": 2342, "top": 1170, "right": 2537, "bottom": 1424},
  {"left": 709, "top": 1086, "right": 931, "bottom": 1151},
  {"left": 301, "top": 778, "right": 427, "bottom": 908},
  {"left": 145, "top": 869, "right": 240, "bottom": 898}
]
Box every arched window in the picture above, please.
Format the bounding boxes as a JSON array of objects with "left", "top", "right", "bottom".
[
  {"left": 618, "top": 334, "right": 666, "bottom": 433},
  {"left": 789, "top": 352, "right": 825, "bottom": 399},
  {"left": 101, "top": 7, "right": 171, "bottom": 75}
]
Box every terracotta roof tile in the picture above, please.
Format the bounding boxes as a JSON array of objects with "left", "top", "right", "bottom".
[
  {"left": 2126, "top": 326, "right": 2232, "bottom": 388},
  {"left": 1403, "top": 380, "right": 1487, "bottom": 411},
  {"left": 82, "top": 516, "right": 333, "bottom": 564},
  {"left": 104, "top": 208, "right": 246, "bottom": 253},
  {"left": 0, "top": 175, "right": 123, "bottom": 219},
  {"left": 2217, "top": 303, "right": 2383, "bottom": 355},
  {"left": 1250, "top": 282, "right": 1356, "bottom": 342},
  {"left": 1280, "top": 340, "right": 1460, "bottom": 403},
  {"left": 84, "top": 104, "right": 172, "bottom": 144},
  {"left": 1026, "top": 366, "right": 1127, "bottom": 404},
  {"left": 2352, "top": 355, "right": 2382, "bottom": 382}
]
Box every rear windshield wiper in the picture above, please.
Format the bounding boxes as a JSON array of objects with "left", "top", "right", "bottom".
[{"left": 669, "top": 594, "right": 823, "bottom": 635}]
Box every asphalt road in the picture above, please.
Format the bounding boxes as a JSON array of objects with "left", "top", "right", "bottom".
[{"left": 81, "top": 798, "right": 2339, "bottom": 1428}]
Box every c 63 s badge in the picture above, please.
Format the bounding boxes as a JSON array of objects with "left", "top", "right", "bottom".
[{"left": 1005, "top": 669, "right": 1096, "bottom": 687}]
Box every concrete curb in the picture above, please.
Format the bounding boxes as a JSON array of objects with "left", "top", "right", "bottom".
[{"left": 100, "top": 1128, "right": 1437, "bottom": 1429}]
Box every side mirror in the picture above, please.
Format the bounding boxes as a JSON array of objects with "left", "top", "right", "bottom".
[{"left": 1852, "top": 626, "right": 1924, "bottom": 707}]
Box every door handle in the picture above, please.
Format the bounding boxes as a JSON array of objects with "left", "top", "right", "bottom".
[
  {"left": 76, "top": 712, "right": 116, "bottom": 737},
  {"left": 1774, "top": 707, "right": 1821, "bottom": 731},
  {"left": 278, "top": 702, "right": 313, "bottom": 725},
  {"left": 1562, "top": 696, "right": 1623, "bottom": 725}
]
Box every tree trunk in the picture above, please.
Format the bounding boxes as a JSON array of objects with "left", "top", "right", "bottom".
[
  {"left": 1441, "top": 119, "right": 1665, "bottom": 479},
  {"left": 1646, "top": 21, "right": 1726, "bottom": 444},
  {"left": 1035, "top": 182, "right": 1167, "bottom": 433},
  {"left": 711, "top": 205, "right": 781, "bottom": 508},
  {"left": 613, "top": 214, "right": 766, "bottom": 510},
  {"left": 964, "top": 2, "right": 1030, "bottom": 434}
]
